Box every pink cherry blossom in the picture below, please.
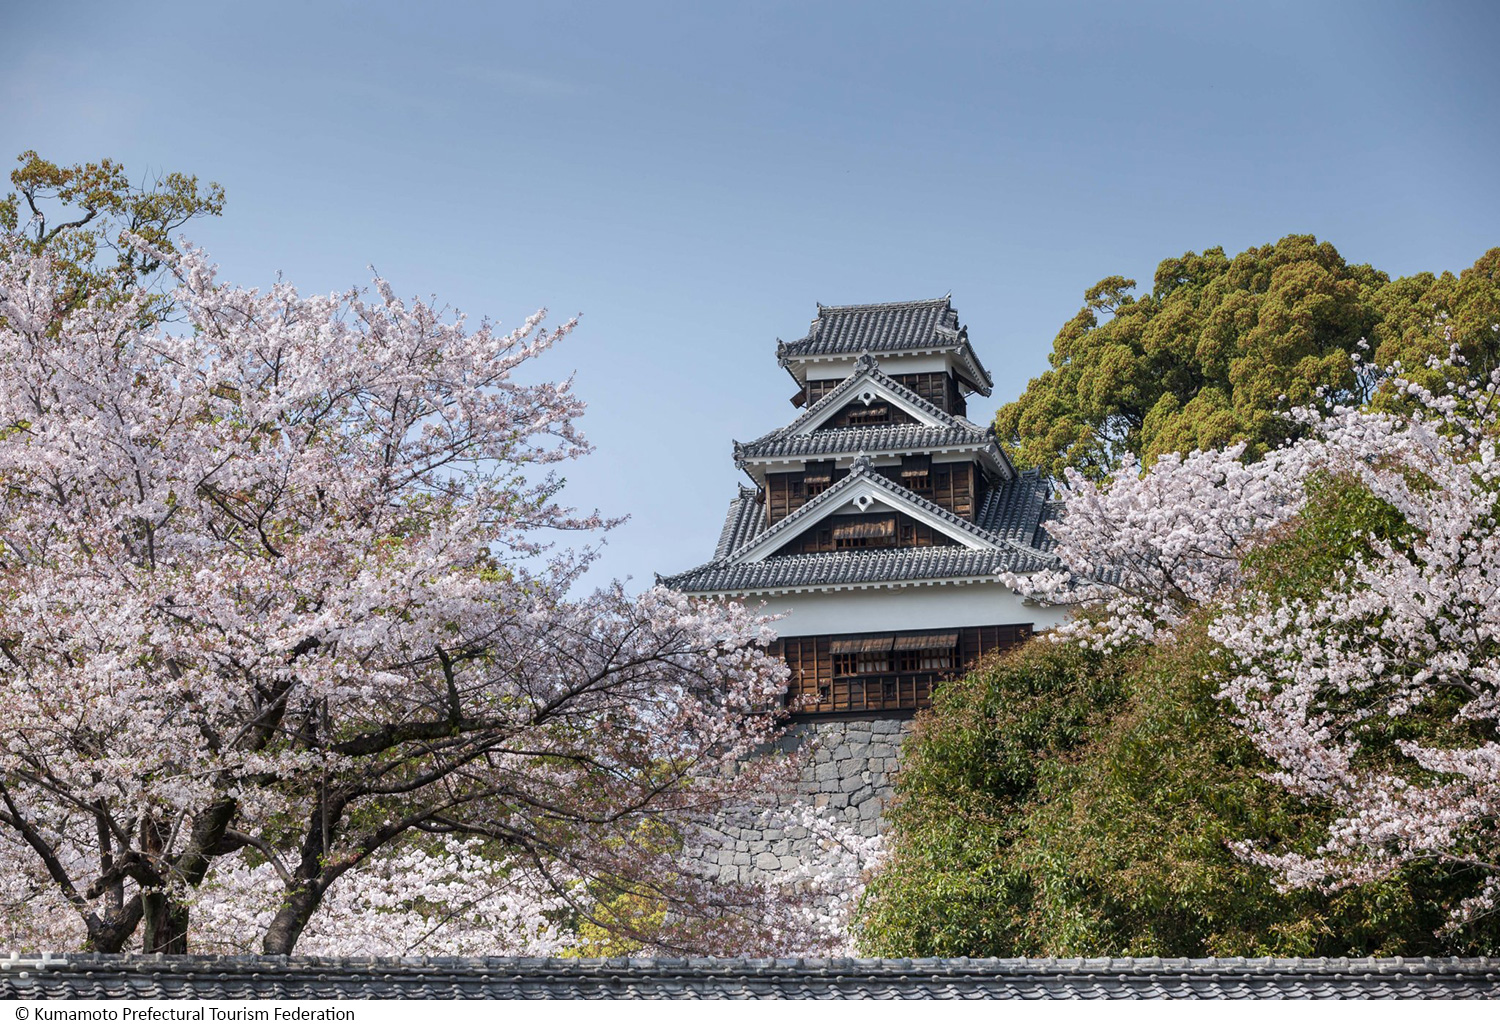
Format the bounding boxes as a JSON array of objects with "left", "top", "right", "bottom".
[{"left": 0, "top": 238, "right": 844, "bottom": 955}]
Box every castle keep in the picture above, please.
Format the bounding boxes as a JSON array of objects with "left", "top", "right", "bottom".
[{"left": 662, "top": 297, "right": 1068, "bottom": 867}]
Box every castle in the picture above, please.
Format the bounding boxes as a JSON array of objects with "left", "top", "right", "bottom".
[{"left": 662, "top": 297, "right": 1069, "bottom": 871}]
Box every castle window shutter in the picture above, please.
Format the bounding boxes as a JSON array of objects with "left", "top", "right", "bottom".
[
  {"left": 901, "top": 454, "right": 931, "bottom": 478},
  {"left": 832, "top": 517, "right": 895, "bottom": 540},
  {"left": 804, "top": 460, "right": 833, "bottom": 484},
  {"left": 891, "top": 632, "right": 958, "bottom": 651},
  {"left": 830, "top": 636, "right": 894, "bottom": 654}
]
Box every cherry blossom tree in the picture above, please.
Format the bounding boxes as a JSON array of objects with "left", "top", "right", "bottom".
[
  {"left": 1015, "top": 358, "right": 1500, "bottom": 930},
  {"left": 0, "top": 236, "right": 814, "bottom": 955}
]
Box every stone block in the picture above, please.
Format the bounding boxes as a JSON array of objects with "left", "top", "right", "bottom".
[
  {"left": 858, "top": 795, "right": 884, "bottom": 821},
  {"left": 779, "top": 855, "right": 801, "bottom": 872},
  {"left": 755, "top": 851, "right": 781, "bottom": 871}
]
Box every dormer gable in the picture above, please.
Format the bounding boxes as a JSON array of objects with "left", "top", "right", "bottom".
[
  {"left": 785, "top": 355, "right": 956, "bottom": 436},
  {"left": 728, "top": 456, "right": 1006, "bottom": 563}
]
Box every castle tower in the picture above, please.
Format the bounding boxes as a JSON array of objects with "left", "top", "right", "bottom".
[{"left": 663, "top": 296, "right": 1069, "bottom": 719}]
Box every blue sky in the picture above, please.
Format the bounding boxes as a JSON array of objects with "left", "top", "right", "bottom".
[{"left": 5, "top": 1, "right": 1498, "bottom": 589}]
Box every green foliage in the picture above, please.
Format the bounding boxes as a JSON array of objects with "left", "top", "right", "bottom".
[
  {"left": 1242, "top": 472, "right": 1414, "bottom": 602},
  {"left": 995, "top": 235, "right": 1387, "bottom": 479},
  {"left": 1367, "top": 247, "right": 1500, "bottom": 399},
  {"left": 0, "top": 150, "right": 224, "bottom": 315},
  {"left": 857, "top": 640, "right": 1132, "bottom": 954},
  {"left": 859, "top": 606, "right": 1500, "bottom": 956}
]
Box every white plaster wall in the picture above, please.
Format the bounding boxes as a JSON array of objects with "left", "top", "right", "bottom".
[
  {"left": 802, "top": 353, "right": 955, "bottom": 380},
  {"left": 744, "top": 580, "right": 1071, "bottom": 637}
]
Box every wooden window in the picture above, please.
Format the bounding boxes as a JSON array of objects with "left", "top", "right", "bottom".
[
  {"left": 831, "top": 636, "right": 892, "bottom": 676},
  {"left": 892, "top": 632, "right": 957, "bottom": 672},
  {"left": 846, "top": 403, "right": 890, "bottom": 424},
  {"left": 901, "top": 454, "right": 931, "bottom": 477},
  {"left": 804, "top": 460, "right": 834, "bottom": 484},
  {"left": 832, "top": 516, "right": 895, "bottom": 550}
]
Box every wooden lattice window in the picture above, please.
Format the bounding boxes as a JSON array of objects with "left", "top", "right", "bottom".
[
  {"left": 846, "top": 403, "right": 890, "bottom": 424},
  {"left": 901, "top": 454, "right": 932, "bottom": 493},
  {"left": 833, "top": 516, "right": 895, "bottom": 550},
  {"left": 804, "top": 461, "right": 833, "bottom": 498},
  {"left": 831, "top": 636, "right": 892, "bottom": 675},
  {"left": 892, "top": 633, "right": 957, "bottom": 672}
]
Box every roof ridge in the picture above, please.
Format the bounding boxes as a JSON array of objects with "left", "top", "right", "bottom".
[
  {"left": 815, "top": 295, "right": 952, "bottom": 313},
  {"left": 736, "top": 423, "right": 995, "bottom": 461}
]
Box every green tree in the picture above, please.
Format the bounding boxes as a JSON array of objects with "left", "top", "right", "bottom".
[
  {"left": 1366, "top": 247, "right": 1500, "bottom": 398},
  {"left": 0, "top": 150, "right": 224, "bottom": 314},
  {"left": 860, "top": 479, "right": 1500, "bottom": 957},
  {"left": 996, "top": 235, "right": 1386, "bottom": 480}
]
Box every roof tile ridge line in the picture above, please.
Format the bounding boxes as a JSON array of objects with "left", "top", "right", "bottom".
[
  {"left": 814, "top": 296, "right": 953, "bottom": 313},
  {"left": 737, "top": 422, "right": 994, "bottom": 458},
  {"left": 726, "top": 457, "right": 1009, "bottom": 562},
  {"left": 712, "top": 490, "right": 758, "bottom": 561}
]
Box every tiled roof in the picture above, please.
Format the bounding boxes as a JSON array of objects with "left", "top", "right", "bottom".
[
  {"left": 666, "top": 466, "right": 1058, "bottom": 595},
  {"left": 660, "top": 545, "right": 1042, "bottom": 594},
  {"left": 1034, "top": 498, "right": 1066, "bottom": 551},
  {"left": 976, "top": 469, "right": 1050, "bottom": 547},
  {"left": 5, "top": 955, "right": 1499, "bottom": 999},
  {"left": 776, "top": 297, "right": 993, "bottom": 395},
  {"left": 737, "top": 423, "right": 993, "bottom": 462},
  {"left": 714, "top": 487, "right": 766, "bottom": 560}
]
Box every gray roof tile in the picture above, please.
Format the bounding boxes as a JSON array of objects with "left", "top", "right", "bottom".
[
  {"left": 738, "top": 424, "right": 993, "bottom": 462},
  {"left": 5, "top": 955, "right": 1498, "bottom": 999},
  {"left": 976, "top": 469, "right": 1049, "bottom": 547},
  {"left": 714, "top": 487, "right": 766, "bottom": 560},
  {"left": 776, "top": 297, "right": 994, "bottom": 394},
  {"left": 660, "top": 545, "right": 1043, "bottom": 593}
]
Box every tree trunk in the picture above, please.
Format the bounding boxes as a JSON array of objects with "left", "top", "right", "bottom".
[
  {"left": 260, "top": 884, "right": 320, "bottom": 955},
  {"left": 85, "top": 896, "right": 144, "bottom": 953},
  {"left": 141, "top": 892, "right": 189, "bottom": 954}
]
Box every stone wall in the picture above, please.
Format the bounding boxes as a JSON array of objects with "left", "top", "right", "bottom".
[{"left": 690, "top": 717, "right": 911, "bottom": 885}]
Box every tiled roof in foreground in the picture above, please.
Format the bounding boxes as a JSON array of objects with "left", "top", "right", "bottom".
[{"left": 3, "top": 955, "right": 1498, "bottom": 999}]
